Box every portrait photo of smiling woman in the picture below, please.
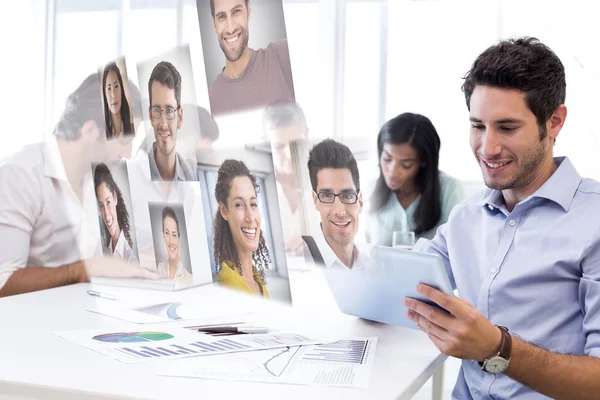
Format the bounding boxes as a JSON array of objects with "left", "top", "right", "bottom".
[
  {"left": 93, "top": 162, "right": 139, "bottom": 263},
  {"left": 212, "top": 159, "right": 271, "bottom": 298},
  {"left": 99, "top": 57, "right": 136, "bottom": 139},
  {"left": 148, "top": 202, "right": 194, "bottom": 287}
]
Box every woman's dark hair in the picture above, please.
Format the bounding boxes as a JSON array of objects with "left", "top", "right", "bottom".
[
  {"left": 370, "top": 113, "right": 442, "bottom": 235},
  {"left": 161, "top": 206, "right": 179, "bottom": 234},
  {"left": 93, "top": 163, "right": 133, "bottom": 250},
  {"left": 213, "top": 159, "right": 271, "bottom": 285},
  {"left": 102, "top": 61, "right": 134, "bottom": 139}
]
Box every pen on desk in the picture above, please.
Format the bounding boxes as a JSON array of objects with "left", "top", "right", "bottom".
[
  {"left": 87, "top": 290, "right": 119, "bottom": 301},
  {"left": 197, "top": 326, "right": 269, "bottom": 334}
]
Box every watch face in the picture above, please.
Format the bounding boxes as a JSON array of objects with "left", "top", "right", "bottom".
[{"left": 485, "top": 357, "right": 509, "bottom": 374}]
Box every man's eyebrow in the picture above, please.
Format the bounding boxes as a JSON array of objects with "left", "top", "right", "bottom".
[
  {"left": 318, "top": 188, "right": 355, "bottom": 193},
  {"left": 469, "top": 117, "right": 524, "bottom": 124},
  {"left": 495, "top": 118, "right": 524, "bottom": 124}
]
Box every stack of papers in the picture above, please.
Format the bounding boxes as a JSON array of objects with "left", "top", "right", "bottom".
[
  {"left": 55, "top": 323, "right": 378, "bottom": 388},
  {"left": 158, "top": 337, "right": 378, "bottom": 389},
  {"left": 54, "top": 327, "right": 325, "bottom": 364}
]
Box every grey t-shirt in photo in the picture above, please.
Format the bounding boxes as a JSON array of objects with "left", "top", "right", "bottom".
[{"left": 208, "top": 39, "right": 296, "bottom": 116}]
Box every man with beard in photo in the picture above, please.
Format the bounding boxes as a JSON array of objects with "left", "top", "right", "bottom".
[{"left": 208, "top": 0, "right": 295, "bottom": 116}]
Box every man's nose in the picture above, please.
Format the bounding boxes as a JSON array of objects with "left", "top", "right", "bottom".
[
  {"left": 332, "top": 196, "right": 347, "bottom": 214},
  {"left": 480, "top": 128, "right": 502, "bottom": 158}
]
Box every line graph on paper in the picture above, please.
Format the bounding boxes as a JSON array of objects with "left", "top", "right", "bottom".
[{"left": 180, "top": 346, "right": 302, "bottom": 382}]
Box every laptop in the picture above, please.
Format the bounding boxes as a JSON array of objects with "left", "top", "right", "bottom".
[{"left": 320, "top": 245, "right": 455, "bottom": 329}]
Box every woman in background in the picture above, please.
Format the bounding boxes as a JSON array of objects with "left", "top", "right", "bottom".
[
  {"left": 93, "top": 163, "right": 138, "bottom": 263},
  {"left": 213, "top": 159, "right": 270, "bottom": 298},
  {"left": 157, "top": 206, "right": 193, "bottom": 286},
  {"left": 102, "top": 61, "right": 134, "bottom": 139},
  {"left": 366, "top": 112, "right": 465, "bottom": 245}
]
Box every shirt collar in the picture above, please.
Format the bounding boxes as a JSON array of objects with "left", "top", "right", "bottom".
[
  {"left": 476, "top": 157, "right": 580, "bottom": 213},
  {"left": 43, "top": 136, "right": 68, "bottom": 181},
  {"left": 174, "top": 261, "right": 186, "bottom": 278},
  {"left": 111, "top": 230, "right": 126, "bottom": 256},
  {"left": 313, "top": 223, "right": 361, "bottom": 269},
  {"left": 149, "top": 142, "right": 187, "bottom": 181}
]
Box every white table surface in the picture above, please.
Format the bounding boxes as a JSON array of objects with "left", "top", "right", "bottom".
[{"left": 0, "top": 270, "right": 446, "bottom": 400}]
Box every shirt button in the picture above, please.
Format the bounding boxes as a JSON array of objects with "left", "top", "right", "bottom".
[
  {"left": 509, "top": 219, "right": 516, "bottom": 226},
  {"left": 488, "top": 205, "right": 494, "bottom": 210},
  {"left": 490, "top": 267, "right": 497, "bottom": 274}
]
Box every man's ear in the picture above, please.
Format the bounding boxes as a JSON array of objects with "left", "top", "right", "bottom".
[
  {"left": 81, "top": 120, "right": 101, "bottom": 143},
  {"left": 219, "top": 202, "right": 228, "bottom": 221},
  {"left": 548, "top": 104, "right": 567, "bottom": 142},
  {"left": 312, "top": 190, "right": 318, "bottom": 207},
  {"left": 358, "top": 191, "right": 364, "bottom": 213},
  {"left": 177, "top": 106, "right": 183, "bottom": 129},
  {"left": 247, "top": 0, "right": 252, "bottom": 20}
]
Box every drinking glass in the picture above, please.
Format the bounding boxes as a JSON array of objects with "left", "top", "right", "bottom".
[{"left": 392, "top": 231, "right": 416, "bottom": 250}]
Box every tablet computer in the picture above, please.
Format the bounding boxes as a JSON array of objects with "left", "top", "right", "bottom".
[{"left": 320, "top": 245, "right": 455, "bottom": 329}]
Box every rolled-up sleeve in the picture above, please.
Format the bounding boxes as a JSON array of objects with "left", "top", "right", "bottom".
[
  {"left": 580, "top": 225, "right": 600, "bottom": 359},
  {"left": 0, "top": 164, "right": 39, "bottom": 290}
]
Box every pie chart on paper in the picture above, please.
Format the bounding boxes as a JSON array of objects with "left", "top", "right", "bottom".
[{"left": 92, "top": 332, "right": 174, "bottom": 343}]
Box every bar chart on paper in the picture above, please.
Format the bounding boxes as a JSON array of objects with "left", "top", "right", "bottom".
[
  {"left": 54, "top": 328, "right": 326, "bottom": 364},
  {"left": 301, "top": 339, "right": 368, "bottom": 364},
  {"left": 158, "top": 337, "right": 378, "bottom": 389}
]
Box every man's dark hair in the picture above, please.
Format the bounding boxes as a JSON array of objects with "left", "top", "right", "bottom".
[
  {"left": 148, "top": 61, "right": 182, "bottom": 108},
  {"left": 307, "top": 139, "right": 360, "bottom": 192},
  {"left": 461, "top": 36, "right": 566, "bottom": 139},
  {"left": 181, "top": 104, "right": 220, "bottom": 141},
  {"left": 210, "top": 0, "right": 249, "bottom": 17},
  {"left": 53, "top": 73, "right": 105, "bottom": 141},
  {"left": 263, "top": 100, "right": 308, "bottom": 133}
]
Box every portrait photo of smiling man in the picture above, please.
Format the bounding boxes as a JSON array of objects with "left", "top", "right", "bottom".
[
  {"left": 302, "top": 139, "right": 378, "bottom": 271},
  {"left": 197, "top": 0, "right": 296, "bottom": 117},
  {"left": 146, "top": 61, "right": 198, "bottom": 182}
]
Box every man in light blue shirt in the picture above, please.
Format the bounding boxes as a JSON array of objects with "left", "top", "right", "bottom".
[{"left": 405, "top": 37, "right": 600, "bottom": 399}]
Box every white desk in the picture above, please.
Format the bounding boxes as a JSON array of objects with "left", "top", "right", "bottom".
[{"left": 0, "top": 279, "right": 446, "bottom": 400}]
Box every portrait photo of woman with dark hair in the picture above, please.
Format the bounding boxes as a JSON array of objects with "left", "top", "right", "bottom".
[
  {"left": 93, "top": 163, "right": 138, "bottom": 263},
  {"left": 213, "top": 159, "right": 271, "bottom": 298},
  {"left": 100, "top": 57, "right": 135, "bottom": 139},
  {"left": 156, "top": 205, "right": 194, "bottom": 286}
]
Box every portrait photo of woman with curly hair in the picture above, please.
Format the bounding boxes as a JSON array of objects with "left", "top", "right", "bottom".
[
  {"left": 213, "top": 159, "right": 272, "bottom": 298},
  {"left": 93, "top": 162, "right": 139, "bottom": 263}
]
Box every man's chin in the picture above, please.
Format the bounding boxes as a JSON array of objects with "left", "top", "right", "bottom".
[{"left": 483, "top": 176, "right": 515, "bottom": 191}]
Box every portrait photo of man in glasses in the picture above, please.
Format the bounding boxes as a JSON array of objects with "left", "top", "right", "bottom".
[
  {"left": 147, "top": 61, "right": 198, "bottom": 182},
  {"left": 302, "top": 139, "right": 378, "bottom": 271}
]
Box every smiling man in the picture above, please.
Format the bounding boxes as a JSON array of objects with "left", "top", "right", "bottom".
[
  {"left": 405, "top": 37, "right": 600, "bottom": 399},
  {"left": 147, "top": 61, "right": 197, "bottom": 182},
  {"left": 302, "top": 139, "right": 376, "bottom": 271},
  {"left": 207, "top": 0, "right": 295, "bottom": 116}
]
